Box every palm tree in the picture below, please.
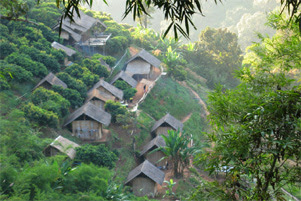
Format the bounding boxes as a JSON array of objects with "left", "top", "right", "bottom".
[{"left": 153, "top": 130, "right": 195, "bottom": 178}]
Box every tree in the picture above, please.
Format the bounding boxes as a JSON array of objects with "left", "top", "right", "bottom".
[
  {"left": 75, "top": 144, "right": 118, "bottom": 169},
  {"left": 154, "top": 130, "right": 195, "bottom": 178},
  {"left": 199, "top": 13, "right": 301, "bottom": 200},
  {"left": 104, "top": 100, "right": 127, "bottom": 123}
]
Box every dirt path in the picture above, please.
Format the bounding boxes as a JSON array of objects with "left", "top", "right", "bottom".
[
  {"left": 181, "top": 112, "right": 192, "bottom": 123},
  {"left": 179, "top": 81, "right": 210, "bottom": 117}
]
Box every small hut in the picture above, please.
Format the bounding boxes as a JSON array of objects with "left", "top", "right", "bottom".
[
  {"left": 88, "top": 79, "right": 123, "bottom": 100},
  {"left": 85, "top": 88, "right": 114, "bottom": 109},
  {"left": 124, "top": 49, "right": 161, "bottom": 82},
  {"left": 53, "top": 10, "right": 107, "bottom": 44},
  {"left": 110, "top": 71, "right": 138, "bottom": 88},
  {"left": 140, "top": 136, "right": 166, "bottom": 167},
  {"left": 33, "top": 72, "right": 67, "bottom": 91},
  {"left": 125, "top": 160, "right": 165, "bottom": 197},
  {"left": 51, "top": 41, "right": 76, "bottom": 57},
  {"left": 64, "top": 102, "right": 111, "bottom": 141},
  {"left": 51, "top": 41, "right": 76, "bottom": 66},
  {"left": 43, "top": 136, "right": 80, "bottom": 159},
  {"left": 151, "top": 113, "right": 183, "bottom": 137}
]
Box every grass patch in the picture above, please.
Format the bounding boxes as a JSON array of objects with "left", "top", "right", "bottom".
[
  {"left": 140, "top": 77, "right": 201, "bottom": 120},
  {"left": 183, "top": 112, "right": 208, "bottom": 142}
]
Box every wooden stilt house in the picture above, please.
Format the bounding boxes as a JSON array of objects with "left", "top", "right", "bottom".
[
  {"left": 64, "top": 102, "right": 111, "bottom": 141},
  {"left": 151, "top": 113, "right": 183, "bottom": 138},
  {"left": 110, "top": 71, "right": 138, "bottom": 88},
  {"left": 140, "top": 136, "right": 166, "bottom": 167},
  {"left": 33, "top": 72, "right": 67, "bottom": 91},
  {"left": 43, "top": 135, "right": 80, "bottom": 159},
  {"left": 124, "top": 49, "right": 162, "bottom": 82},
  {"left": 125, "top": 160, "right": 165, "bottom": 197}
]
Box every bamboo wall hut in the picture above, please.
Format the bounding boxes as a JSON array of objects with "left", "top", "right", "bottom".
[
  {"left": 64, "top": 102, "right": 111, "bottom": 141},
  {"left": 140, "top": 136, "right": 166, "bottom": 167},
  {"left": 88, "top": 79, "right": 123, "bottom": 101},
  {"left": 85, "top": 88, "right": 114, "bottom": 109},
  {"left": 51, "top": 41, "right": 76, "bottom": 65},
  {"left": 125, "top": 160, "right": 165, "bottom": 197},
  {"left": 32, "top": 72, "right": 67, "bottom": 91},
  {"left": 43, "top": 136, "right": 80, "bottom": 159},
  {"left": 53, "top": 10, "right": 107, "bottom": 44},
  {"left": 110, "top": 71, "right": 138, "bottom": 88},
  {"left": 151, "top": 113, "right": 183, "bottom": 137},
  {"left": 124, "top": 49, "right": 162, "bottom": 82}
]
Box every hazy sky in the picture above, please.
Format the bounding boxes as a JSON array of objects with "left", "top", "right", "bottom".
[{"left": 87, "top": 0, "right": 279, "bottom": 50}]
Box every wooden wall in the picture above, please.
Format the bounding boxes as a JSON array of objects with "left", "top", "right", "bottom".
[
  {"left": 90, "top": 99, "right": 105, "bottom": 109},
  {"left": 155, "top": 126, "right": 173, "bottom": 137}
]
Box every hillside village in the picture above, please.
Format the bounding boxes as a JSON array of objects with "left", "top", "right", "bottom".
[{"left": 0, "top": 1, "right": 300, "bottom": 201}]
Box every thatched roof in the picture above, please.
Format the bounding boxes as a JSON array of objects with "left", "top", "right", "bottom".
[
  {"left": 88, "top": 79, "right": 123, "bottom": 100},
  {"left": 151, "top": 113, "right": 183, "bottom": 134},
  {"left": 51, "top": 41, "right": 76, "bottom": 57},
  {"left": 125, "top": 49, "right": 162, "bottom": 68},
  {"left": 33, "top": 72, "right": 67, "bottom": 90},
  {"left": 47, "top": 135, "right": 80, "bottom": 159},
  {"left": 85, "top": 88, "right": 114, "bottom": 103},
  {"left": 125, "top": 160, "right": 165, "bottom": 185},
  {"left": 140, "top": 136, "right": 166, "bottom": 156},
  {"left": 64, "top": 102, "right": 111, "bottom": 127},
  {"left": 110, "top": 71, "right": 138, "bottom": 88},
  {"left": 53, "top": 10, "right": 106, "bottom": 42}
]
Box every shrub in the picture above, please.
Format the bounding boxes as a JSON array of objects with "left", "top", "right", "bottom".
[
  {"left": 56, "top": 72, "right": 87, "bottom": 99},
  {"left": 75, "top": 144, "right": 118, "bottom": 169},
  {"left": 82, "top": 58, "right": 109, "bottom": 78},
  {"left": 22, "top": 102, "right": 59, "bottom": 127},
  {"left": 31, "top": 87, "right": 70, "bottom": 117},
  {"left": 91, "top": 54, "right": 116, "bottom": 67},
  {"left": 124, "top": 88, "right": 137, "bottom": 100},
  {"left": 19, "top": 45, "right": 60, "bottom": 73},
  {"left": 5, "top": 52, "right": 48, "bottom": 77},
  {"left": 52, "top": 85, "right": 84, "bottom": 108},
  {"left": 0, "top": 60, "right": 33, "bottom": 82},
  {"left": 65, "top": 64, "right": 99, "bottom": 88},
  {"left": 114, "top": 80, "right": 137, "bottom": 100},
  {"left": 0, "top": 40, "right": 18, "bottom": 59},
  {"left": 0, "top": 77, "right": 10, "bottom": 90},
  {"left": 104, "top": 100, "right": 127, "bottom": 122},
  {"left": 63, "top": 163, "right": 111, "bottom": 195}
]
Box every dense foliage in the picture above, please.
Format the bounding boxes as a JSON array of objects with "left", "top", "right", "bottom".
[
  {"left": 75, "top": 144, "right": 118, "bottom": 169},
  {"left": 196, "top": 13, "right": 301, "bottom": 200}
]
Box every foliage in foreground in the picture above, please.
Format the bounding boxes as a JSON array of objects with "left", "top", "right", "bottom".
[{"left": 197, "top": 13, "right": 301, "bottom": 200}]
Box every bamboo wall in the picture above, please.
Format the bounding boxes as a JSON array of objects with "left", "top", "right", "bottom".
[
  {"left": 155, "top": 126, "right": 173, "bottom": 136},
  {"left": 90, "top": 99, "right": 105, "bottom": 109},
  {"left": 146, "top": 151, "right": 166, "bottom": 167},
  {"left": 132, "top": 177, "right": 156, "bottom": 197},
  {"left": 72, "top": 120, "right": 102, "bottom": 140}
]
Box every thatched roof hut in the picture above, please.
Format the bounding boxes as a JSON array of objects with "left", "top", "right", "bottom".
[
  {"left": 64, "top": 102, "right": 111, "bottom": 127},
  {"left": 53, "top": 10, "right": 107, "bottom": 43},
  {"left": 125, "top": 49, "right": 162, "bottom": 68},
  {"left": 44, "top": 136, "right": 80, "bottom": 159},
  {"left": 88, "top": 79, "right": 123, "bottom": 100},
  {"left": 125, "top": 160, "right": 165, "bottom": 197},
  {"left": 33, "top": 72, "right": 67, "bottom": 91},
  {"left": 140, "top": 136, "right": 167, "bottom": 167},
  {"left": 86, "top": 88, "right": 114, "bottom": 103},
  {"left": 110, "top": 71, "right": 138, "bottom": 88},
  {"left": 51, "top": 41, "right": 76, "bottom": 57},
  {"left": 140, "top": 136, "right": 166, "bottom": 156},
  {"left": 151, "top": 113, "right": 183, "bottom": 137}
]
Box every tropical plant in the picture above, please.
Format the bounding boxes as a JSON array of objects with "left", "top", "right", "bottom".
[
  {"left": 153, "top": 130, "right": 195, "bottom": 178},
  {"left": 163, "top": 179, "right": 176, "bottom": 198}
]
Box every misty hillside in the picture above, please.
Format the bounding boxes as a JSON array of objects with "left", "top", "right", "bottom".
[{"left": 0, "top": 0, "right": 300, "bottom": 200}]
